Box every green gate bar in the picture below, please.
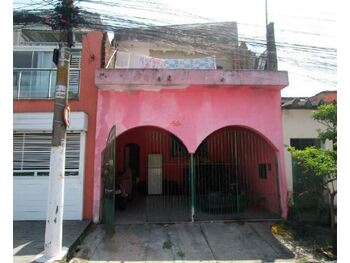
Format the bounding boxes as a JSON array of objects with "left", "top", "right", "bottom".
[
  {"left": 102, "top": 125, "right": 116, "bottom": 230},
  {"left": 190, "top": 154, "right": 195, "bottom": 222}
]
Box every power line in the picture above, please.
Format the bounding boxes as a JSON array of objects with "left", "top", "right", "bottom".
[{"left": 12, "top": 0, "right": 337, "bottom": 87}]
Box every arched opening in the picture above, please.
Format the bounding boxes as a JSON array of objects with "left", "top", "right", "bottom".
[
  {"left": 194, "top": 126, "right": 281, "bottom": 220},
  {"left": 114, "top": 126, "right": 191, "bottom": 223}
]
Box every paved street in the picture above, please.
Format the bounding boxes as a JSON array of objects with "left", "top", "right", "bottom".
[
  {"left": 69, "top": 222, "right": 295, "bottom": 263},
  {"left": 13, "top": 220, "right": 91, "bottom": 263}
]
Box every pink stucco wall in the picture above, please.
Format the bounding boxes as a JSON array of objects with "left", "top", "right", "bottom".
[{"left": 93, "top": 86, "right": 288, "bottom": 222}]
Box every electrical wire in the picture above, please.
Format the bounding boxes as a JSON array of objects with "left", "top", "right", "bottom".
[{"left": 12, "top": 0, "right": 337, "bottom": 87}]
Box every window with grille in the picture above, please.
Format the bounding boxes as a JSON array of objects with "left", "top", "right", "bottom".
[
  {"left": 13, "top": 133, "right": 81, "bottom": 176},
  {"left": 258, "top": 163, "right": 268, "bottom": 179}
]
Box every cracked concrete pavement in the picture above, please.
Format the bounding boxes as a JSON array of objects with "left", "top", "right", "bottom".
[{"left": 69, "top": 222, "right": 295, "bottom": 263}]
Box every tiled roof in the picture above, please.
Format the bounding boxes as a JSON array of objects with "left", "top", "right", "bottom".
[{"left": 282, "top": 90, "right": 337, "bottom": 109}]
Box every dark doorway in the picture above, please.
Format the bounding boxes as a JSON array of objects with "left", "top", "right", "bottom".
[{"left": 124, "top": 143, "right": 140, "bottom": 195}]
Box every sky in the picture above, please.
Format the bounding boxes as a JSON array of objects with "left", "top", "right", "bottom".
[
  {"left": 166, "top": 0, "right": 337, "bottom": 97},
  {"left": 13, "top": 0, "right": 337, "bottom": 97},
  {"left": 119, "top": 0, "right": 337, "bottom": 97}
]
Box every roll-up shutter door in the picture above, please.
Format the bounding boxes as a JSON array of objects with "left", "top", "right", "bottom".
[{"left": 13, "top": 132, "right": 84, "bottom": 220}]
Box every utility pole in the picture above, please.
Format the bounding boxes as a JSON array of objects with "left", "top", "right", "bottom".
[
  {"left": 265, "top": 0, "right": 278, "bottom": 71},
  {"left": 266, "top": 22, "right": 278, "bottom": 71},
  {"left": 35, "top": 0, "right": 75, "bottom": 261}
]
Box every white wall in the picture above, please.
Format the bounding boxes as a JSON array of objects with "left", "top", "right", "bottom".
[
  {"left": 282, "top": 109, "right": 335, "bottom": 204},
  {"left": 13, "top": 176, "right": 83, "bottom": 220},
  {"left": 14, "top": 112, "right": 88, "bottom": 132}
]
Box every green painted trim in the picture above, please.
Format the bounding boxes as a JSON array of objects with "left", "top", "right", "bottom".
[
  {"left": 190, "top": 154, "right": 195, "bottom": 221},
  {"left": 102, "top": 128, "right": 116, "bottom": 231}
]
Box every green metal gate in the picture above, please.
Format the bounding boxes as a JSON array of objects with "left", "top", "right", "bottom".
[
  {"left": 104, "top": 125, "right": 281, "bottom": 224},
  {"left": 115, "top": 127, "right": 191, "bottom": 222},
  {"left": 145, "top": 129, "right": 191, "bottom": 222},
  {"left": 193, "top": 127, "right": 281, "bottom": 220},
  {"left": 102, "top": 125, "right": 116, "bottom": 229}
]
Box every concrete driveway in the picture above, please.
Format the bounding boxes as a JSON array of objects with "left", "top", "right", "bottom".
[{"left": 69, "top": 222, "right": 295, "bottom": 263}]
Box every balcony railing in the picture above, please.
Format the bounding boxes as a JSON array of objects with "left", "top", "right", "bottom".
[{"left": 13, "top": 68, "right": 80, "bottom": 99}]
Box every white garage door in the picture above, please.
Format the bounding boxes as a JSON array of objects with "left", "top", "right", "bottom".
[{"left": 13, "top": 132, "right": 85, "bottom": 220}]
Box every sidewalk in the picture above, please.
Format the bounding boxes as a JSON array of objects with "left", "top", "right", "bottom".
[
  {"left": 69, "top": 222, "right": 295, "bottom": 262},
  {"left": 13, "top": 220, "right": 91, "bottom": 263}
]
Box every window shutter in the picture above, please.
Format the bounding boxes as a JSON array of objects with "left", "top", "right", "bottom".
[
  {"left": 23, "top": 134, "right": 51, "bottom": 170},
  {"left": 65, "top": 133, "right": 81, "bottom": 170},
  {"left": 70, "top": 51, "right": 81, "bottom": 69},
  {"left": 13, "top": 133, "right": 81, "bottom": 175},
  {"left": 69, "top": 51, "right": 81, "bottom": 98},
  {"left": 13, "top": 133, "right": 26, "bottom": 170}
]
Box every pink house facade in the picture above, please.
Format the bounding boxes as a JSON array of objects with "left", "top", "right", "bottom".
[
  {"left": 13, "top": 23, "right": 290, "bottom": 224},
  {"left": 93, "top": 69, "right": 289, "bottom": 223}
]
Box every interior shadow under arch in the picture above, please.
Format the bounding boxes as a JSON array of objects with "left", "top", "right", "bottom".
[
  {"left": 194, "top": 125, "right": 281, "bottom": 220},
  {"left": 114, "top": 125, "right": 191, "bottom": 223}
]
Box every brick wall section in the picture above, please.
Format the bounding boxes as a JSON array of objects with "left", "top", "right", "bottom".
[
  {"left": 309, "top": 91, "right": 337, "bottom": 104},
  {"left": 101, "top": 32, "right": 116, "bottom": 69}
]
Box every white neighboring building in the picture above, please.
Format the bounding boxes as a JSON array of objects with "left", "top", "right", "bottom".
[{"left": 282, "top": 91, "right": 337, "bottom": 201}]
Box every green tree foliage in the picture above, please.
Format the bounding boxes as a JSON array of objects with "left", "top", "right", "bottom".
[
  {"left": 288, "top": 102, "right": 337, "bottom": 255},
  {"left": 313, "top": 103, "right": 337, "bottom": 150},
  {"left": 290, "top": 147, "right": 336, "bottom": 182},
  {"left": 289, "top": 103, "right": 337, "bottom": 192}
]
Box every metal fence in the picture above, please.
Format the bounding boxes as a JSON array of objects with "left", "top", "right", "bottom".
[
  {"left": 193, "top": 127, "right": 281, "bottom": 221},
  {"left": 145, "top": 129, "right": 191, "bottom": 222},
  {"left": 109, "top": 126, "right": 281, "bottom": 224},
  {"left": 115, "top": 127, "right": 191, "bottom": 222}
]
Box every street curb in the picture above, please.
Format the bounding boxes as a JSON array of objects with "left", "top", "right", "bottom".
[{"left": 62, "top": 221, "right": 92, "bottom": 263}]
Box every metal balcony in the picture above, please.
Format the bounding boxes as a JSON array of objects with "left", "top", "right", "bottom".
[{"left": 13, "top": 68, "right": 80, "bottom": 99}]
